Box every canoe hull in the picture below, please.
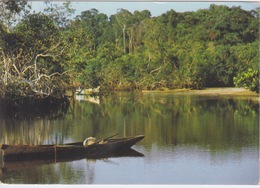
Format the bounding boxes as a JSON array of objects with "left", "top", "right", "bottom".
[
  {"left": 1, "top": 148, "right": 144, "bottom": 174},
  {"left": 1, "top": 135, "right": 144, "bottom": 161}
]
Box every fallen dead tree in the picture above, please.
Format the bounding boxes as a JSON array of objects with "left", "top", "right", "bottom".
[{"left": 0, "top": 36, "right": 70, "bottom": 113}]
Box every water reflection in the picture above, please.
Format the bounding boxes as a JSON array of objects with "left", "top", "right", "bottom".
[
  {"left": 75, "top": 95, "right": 100, "bottom": 104},
  {"left": 0, "top": 148, "right": 144, "bottom": 184},
  {"left": 0, "top": 93, "right": 258, "bottom": 149},
  {"left": 0, "top": 97, "right": 69, "bottom": 120},
  {"left": 0, "top": 148, "right": 143, "bottom": 172},
  {"left": 0, "top": 93, "right": 258, "bottom": 184}
]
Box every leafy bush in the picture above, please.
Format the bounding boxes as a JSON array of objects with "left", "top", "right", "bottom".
[{"left": 233, "top": 68, "right": 259, "bottom": 93}]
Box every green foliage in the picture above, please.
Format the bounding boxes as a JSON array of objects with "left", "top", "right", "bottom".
[
  {"left": 234, "top": 68, "right": 259, "bottom": 93},
  {"left": 0, "top": 3, "right": 259, "bottom": 95},
  {"left": 232, "top": 41, "right": 259, "bottom": 93},
  {"left": 0, "top": 2, "right": 73, "bottom": 100},
  {"left": 0, "top": 1, "right": 31, "bottom": 28}
]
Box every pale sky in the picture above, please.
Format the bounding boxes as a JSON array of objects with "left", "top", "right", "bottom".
[{"left": 30, "top": 1, "right": 259, "bottom": 18}]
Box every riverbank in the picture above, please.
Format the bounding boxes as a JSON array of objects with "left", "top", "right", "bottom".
[{"left": 142, "top": 87, "right": 259, "bottom": 100}]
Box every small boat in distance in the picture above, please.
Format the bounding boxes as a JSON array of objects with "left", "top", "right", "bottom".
[
  {"left": 0, "top": 135, "right": 145, "bottom": 162},
  {"left": 76, "top": 86, "right": 100, "bottom": 95}
]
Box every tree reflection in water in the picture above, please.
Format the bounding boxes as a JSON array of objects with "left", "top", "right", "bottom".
[{"left": 0, "top": 92, "right": 258, "bottom": 184}]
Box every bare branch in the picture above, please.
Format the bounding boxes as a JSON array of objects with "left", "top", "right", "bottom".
[
  {"left": 150, "top": 66, "right": 161, "bottom": 74},
  {"left": 11, "top": 62, "right": 20, "bottom": 75}
]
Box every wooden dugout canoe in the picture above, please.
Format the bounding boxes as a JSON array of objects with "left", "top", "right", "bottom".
[
  {"left": 0, "top": 135, "right": 145, "bottom": 161},
  {"left": 0, "top": 148, "right": 144, "bottom": 174}
]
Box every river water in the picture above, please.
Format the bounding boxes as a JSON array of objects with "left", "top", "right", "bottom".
[{"left": 0, "top": 92, "right": 259, "bottom": 184}]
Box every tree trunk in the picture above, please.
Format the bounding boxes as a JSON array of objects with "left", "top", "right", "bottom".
[{"left": 123, "top": 24, "right": 126, "bottom": 53}]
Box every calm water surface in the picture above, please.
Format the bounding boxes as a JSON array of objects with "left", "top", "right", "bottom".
[{"left": 0, "top": 93, "right": 259, "bottom": 184}]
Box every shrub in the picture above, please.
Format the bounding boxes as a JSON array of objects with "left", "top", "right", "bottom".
[{"left": 233, "top": 68, "right": 259, "bottom": 93}]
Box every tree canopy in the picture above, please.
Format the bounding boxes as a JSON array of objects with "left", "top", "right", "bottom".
[{"left": 0, "top": 2, "right": 259, "bottom": 99}]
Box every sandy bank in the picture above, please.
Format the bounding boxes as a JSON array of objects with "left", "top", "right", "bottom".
[{"left": 142, "top": 87, "right": 259, "bottom": 97}]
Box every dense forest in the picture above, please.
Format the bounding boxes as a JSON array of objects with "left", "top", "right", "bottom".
[{"left": 0, "top": 1, "right": 259, "bottom": 102}]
